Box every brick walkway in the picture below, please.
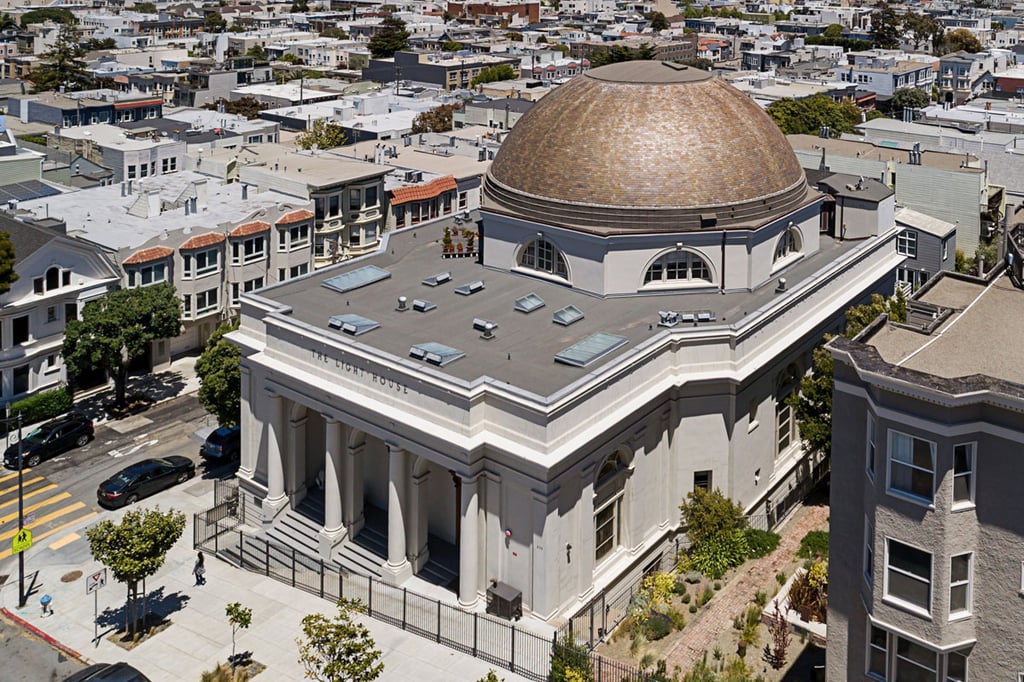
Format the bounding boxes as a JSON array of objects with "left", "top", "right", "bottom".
[{"left": 661, "top": 502, "right": 830, "bottom": 674}]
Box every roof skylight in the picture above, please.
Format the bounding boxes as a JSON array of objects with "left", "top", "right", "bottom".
[
  {"left": 422, "top": 271, "right": 452, "bottom": 287},
  {"left": 322, "top": 265, "right": 391, "bottom": 294},
  {"left": 413, "top": 299, "right": 436, "bottom": 312},
  {"left": 553, "top": 305, "right": 584, "bottom": 326},
  {"left": 328, "top": 314, "right": 380, "bottom": 336},
  {"left": 454, "top": 280, "right": 485, "bottom": 296},
  {"left": 515, "top": 293, "right": 545, "bottom": 313},
  {"left": 410, "top": 342, "right": 465, "bottom": 366},
  {"left": 555, "top": 333, "right": 628, "bottom": 367}
]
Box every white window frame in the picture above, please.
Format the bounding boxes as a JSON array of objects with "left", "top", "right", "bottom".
[
  {"left": 897, "top": 229, "right": 919, "bottom": 258},
  {"left": 952, "top": 442, "right": 975, "bottom": 509},
  {"left": 594, "top": 495, "right": 621, "bottom": 564},
  {"left": 288, "top": 263, "right": 308, "bottom": 279},
  {"left": 884, "top": 537, "right": 933, "bottom": 617},
  {"left": 887, "top": 430, "right": 936, "bottom": 506},
  {"left": 194, "top": 288, "right": 218, "bottom": 315},
  {"left": 520, "top": 238, "right": 569, "bottom": 280},
  {"left": 948, "top": 553, "right": 972, "bottom": 620},
  {"left": 128, "top": 262, "right": 167, "bottom": 288},
  {"left": 643, "top": 250, "right": 713, "bottom": 287},
  {"left": 866, "top": 622, "right": 887, "bottom": 681},
  {"left": 232, "top": 236, "right": 266, "bottom": 265},
  {"left": 867, "top": 412, "right": 877, "bottom": 480},
  {"left": 864, "top": 516, "right": 875, "bottom": 588},
  {"left": 280, "top": 224, "right": 309, "bottom": 251}
]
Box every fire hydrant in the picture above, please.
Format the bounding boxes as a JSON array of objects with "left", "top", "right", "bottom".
[{"left": 40, "top": 594, "right": 52, "bottom": 617}]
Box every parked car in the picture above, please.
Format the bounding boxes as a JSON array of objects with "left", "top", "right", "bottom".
[
  {"left": 201, "top": 425, "right": 240, "bottom": 461},
  {"left": 65, "top": 662, "right": 151, "bottom": 682},
  {"left": 97, "top": 456, "right": 196, "bottom": 508},
  {"left": 4, "top": 412, "right": 94, "bottom": 469}
]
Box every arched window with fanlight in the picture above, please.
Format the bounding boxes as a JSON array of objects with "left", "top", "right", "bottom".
[
  {"left": 594, "top": 451, "right": 629, "bottom": 564},
  {"left": 519, "top": 238, "right": 568, "bottom": 279},
  {"left": 643, "top": 249, "right": 713, "bottom": 287},
  {"left": 773, "top": 225, "right": 803, "bottom": 268}
]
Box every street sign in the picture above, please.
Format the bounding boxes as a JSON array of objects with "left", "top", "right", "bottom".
[
  {"left": 11, "top": 528, "right": 31, "bottom": 554},
  {"left": 86, "top": 568, "right": 106, "bottom": 595}
]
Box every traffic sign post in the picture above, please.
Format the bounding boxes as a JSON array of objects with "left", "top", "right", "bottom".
[
  {"left": 87, "top": 568, "right": 107, "bottom": 644},
  {"left": 11, "top": 528, "right": 31, "bottom": 554}
]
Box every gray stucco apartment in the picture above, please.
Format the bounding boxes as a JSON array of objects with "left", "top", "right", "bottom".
[{"left": 827, "top": 267, "right": 1024, "bottom": 682}]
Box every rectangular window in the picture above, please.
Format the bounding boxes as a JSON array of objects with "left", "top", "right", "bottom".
[
  {"left": 46, "top": 353, "right": 57, "bottom": 370},
  {"left": 46, "top": 306, "right": 56, "bottom": 323},
  {"left": 897, "top": 230, "right": 918, "bottom": 258},
  {"left": 12, "top": 365, "right": 28, "bottom": 395},
  {"left": 64, "top": 303, "right": 77, "bottom": 324},
  {"left": 12, "top": 315, "right": 28, "bottom": 345},
  {"left": 231, "top": 282, "right": 239, "bottom": 305},
  {"left": 183, "top": 294, "right": 191, "bottom": 314},
  {"left": 459, "top": 191, "right": 468, "bottom": 209},
  {"left": 194, "top": 249, "right": 219, "bottom": 277},
  {"left": 693, "top": 470, "right": 712, "bottom": 492},
  {"left": 947, "top": 651, "right": 967, "bottom": 682},
  {"left": 365, "top": 185, "right": 378, "bottom": 207},
  {"left": 942, "top": 238, "right": 949, "bottom": 261},
  {"left": 33, "top": 278, "right": 43, "bottom": 294},
  {"left": 127, "top": 165, "right": 137, "bottom": 179},
  {"left": 896, "top": 636, "right": 937, "bottom": 680},
  {"left": 288, "top": 224, "right": 309, "bottom": 249},
  {"left": 864, "top": 517, "right": 875, "bottom": 586},
  {"left": 867, "top": 413, "right": 877, "bottom": 479},
  {"left": 594, "top": 498, "right": 620, "bottom": 562},
  {"left": 949, "top": 553, "right": 972, "bottom": 618},
  {"left": 885, "top": 538, "right": 932, "bottom": 614},
  {"left": 395, "top": 205, "right": 405, "bottom": 227},
  {"left": 195, "top": 288, "right": 218, "bottom": 314},
  {"left": 289, "top": 263, "right": 309, "bottom": 279},
  {"left": 139, "top": 162, "right": 149, "bottom": 178},
  {"left": 62, "top": 271, "right": 71, "bottom": 286},
  {"left": 349, "top": 188, "right": 361, "bottom": 211},
  {"left": 244, "top": 276, "right": 263, "bottom": 293},
  {"left": 887, "top": 431, "right": 936, "bottom": 504},
  {"left": 776, "top": 397, "right": 795, "bottom": 453},
  {"left": 953, "top": 443, "right": 974, "bottom": 506},
  {"left": 867, "top": 624, "right": 887, "bottom": 680},
  {"left": 232, "top": 236, "right": 265, "bottom": 264},
  {"left": 328, "top": 194, "right": 339, "bottom": 217}
]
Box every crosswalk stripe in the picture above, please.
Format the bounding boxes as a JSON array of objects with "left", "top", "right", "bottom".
[
  {"left": 0, "top": 483, "right": 57, "bottom": 511},
  {"left": 47, "top": 532, "right": 80, "bottom": 551},
  {"left": 0, "top": 512, "right": 98, "bottom": 560},
  {"left": 0, "top": 492, "right": 71, "bottom": 526},
  {"left": 0, "top": 476, "right": 44, "bottom": 498},
  {"left": 0, "top": 470, "right": 24, "bottom": 485},
  {"left": 0, "top": 501, "right": 85, "bottom": 542}
]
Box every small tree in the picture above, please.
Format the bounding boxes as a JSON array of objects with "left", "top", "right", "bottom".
[
  {"left": 297, "top": 599, "right": 383, "bottom": 682},
  {"left": 679, "top": 487, "right": 746, "bottom": 547},
  {"left": 295, "top": 118, "right": 347, "bottom": 150},
  {"left": 86, "top": 507, "right": 186, "bottom": 637},
  {"left": 411, "top": 103, "right": 460, "bottom": 133},
  {"left": 762, "top": 600, "right": 791, "bottom": 669},
  {"left": 62, "top": 282, "right": 181, "bottom": 407},
  {"left": 30, "top": 24, "right": 92, "bottom": 93},
  {"left": 367, "top": 16, "right": 410, "bottom": 58},
  {"left": 645, "top": 11, "right": 669, "bottom": 31},
  {"left": 196, "top": 321, "right": 241, "bottom": 427},
  {"left": 0, "top": 230, "right": 18, "bottom": 295},
  {"left": 245, "top": 44, "right": 265, "bottom": 60},
  {"left": 226, "top": 602, "right": 253, "bottom": 667},
  {"left": 549, "top": 635, "right": 593, "bottom": 682},
  {"left": 889, "top": 87, "right": 930, "bottom": 113}
]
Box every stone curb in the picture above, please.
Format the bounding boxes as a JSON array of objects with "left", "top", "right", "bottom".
[{"left": 1, "top": 606, "right": 87, "bottom": 662}]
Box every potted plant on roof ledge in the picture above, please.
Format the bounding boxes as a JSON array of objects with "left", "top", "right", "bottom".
[{"left": 442, "top": 227, "right": 454, "bottom": 257}]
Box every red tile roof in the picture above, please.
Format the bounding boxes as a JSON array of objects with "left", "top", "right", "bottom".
[
  {"left": 389, "top": 176, "right": 458, "bottom": 206},
  {"left": 124, "top": 246, "right": 173, "bottom": 265},
  {"left": 180, "top": 233, "right": 226, "bottom": 250},
  {"left": 230, "top": 220, "right": 270, "bottom": 237},
  {"left": 277, "top": 209, "right": 314, "bottom": 225}
]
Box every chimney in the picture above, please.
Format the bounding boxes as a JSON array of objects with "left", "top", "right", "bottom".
[
  {"left": 127, "top": 180, "right": 133, "bottom": 195},
  {"left": 241, "top": 184, "right": 248, "bottom": 200},
  {"left": 185, "top": 201, "right": 191, "bottom": 216},
  {"left": 120, "top": 182, "right": 126, "bottom": 197}
]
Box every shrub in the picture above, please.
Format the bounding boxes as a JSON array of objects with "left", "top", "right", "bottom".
[
  {"left": 699, "top": 587, "right": 714, "bottom": 607},
  {"left": 681, "top": 592, "right": 691, "bottom": 604},
  {"left": 743, "top": 528, "right": 780, "bottom": 558},
  {"left": 689, "top": 529, "right": 748, "bottom": 579},
  {"left": 788, "top": 564, "right": 828, "bottom": 624},
  {"left": 745, "top": 604, "right": 761, "bottom": 628},
  {"left": 754, "top": 590, "right": 768, "bottom": 608},
  {"left": 679, "top": 487, "right": 747, "bottom": 546},
  {"left": 797, "top": 530, "right": 829, "bottom": 559},
  {"left": 672, "top": 577, "right": 688, "bottom": 595},
  {"left": 684, "top": 571, "right": 702, "bottom": 584},
  {"left": 4, "top": 386, "right": 73, "bottom": 434},
  {"left": 645, "top": 612, "right": 672, "bottom": 640},
  {"left": 688, "top": 604, "right": 698, "bottom": 614},
  {"left": 549, "top": 636, "right": 593, "bottom": 682},
  {"left": 668, "top": 608, "right": 686, "bottom": 630},
  {"left": 713, "top": 581, "right": 722, "bottom": 591},
  {"left": 775, "top": 571, "right": 787, "bottom": 586}
]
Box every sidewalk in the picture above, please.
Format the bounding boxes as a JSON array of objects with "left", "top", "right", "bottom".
[{"left": 0, "top": 356, "right": 532, "bottom": 682}]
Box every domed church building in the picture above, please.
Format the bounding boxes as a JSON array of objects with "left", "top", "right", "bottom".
[{"left": 231, "top": 61, "right": 903, "bottom": 623}]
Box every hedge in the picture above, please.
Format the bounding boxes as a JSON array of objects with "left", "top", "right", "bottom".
[{"left": 2, "top": 386, "right": 73, "bottom": 433}]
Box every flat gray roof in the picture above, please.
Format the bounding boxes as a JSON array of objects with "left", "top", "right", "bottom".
[
  {"left": 259, "top": 225, "right": 864, "bottom": 397},
  {"left": 868, "top": 275, "right": 1024, "bottom": 386}
]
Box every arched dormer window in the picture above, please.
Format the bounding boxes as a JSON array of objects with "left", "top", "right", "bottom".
[
  {"left": 519, "top": 238, "right": 568, "bottom": 279},
  {"left": 45, "top": 267, "right": 60, "bottom": 291},
  {"left": 643, "top": 250, "right": 713, "bottom": 287},
  {"left": 594, "top": 451, "right": 629, "bottom": 564},
  {"left": 773, "top": 225, "right": 803, "bottom": 266}
]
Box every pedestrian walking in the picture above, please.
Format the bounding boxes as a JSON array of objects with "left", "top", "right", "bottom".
[{"left": 193, "top": 551, "right": 206, "bottom": 586}]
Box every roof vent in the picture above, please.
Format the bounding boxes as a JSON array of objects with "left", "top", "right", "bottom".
[
  {"left": 397, "top": 295, "right": 408, "bottom": 311},
  {"left": 422, "top": 271, "right": 452, "bottom": 287},
  {"left": 658, "top": 311, "right": 681, "bottom": 327},
  {"left": 515, "top": 292, "right": 545, "bottom": 313},
  {"left": 412, "top": 299, "right": 436, "bottom": 312},
  {"left": 480, "top": 322, "right": 496, "bottom": 340},
  {"left": 454, "top": 280, "right": 485, "bottom": 295},
  {"left": 776, "top": 278, "right": 787, "bottom": 293},
  {"left": 472, "top": 318, "right": 497, "bottom": 332}
]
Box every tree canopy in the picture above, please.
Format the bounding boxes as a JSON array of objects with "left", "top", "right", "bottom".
[
  {"left": 589, "top": 43, "right": 655, "bottom": 67},
  {"left": 31, "top": 24, "right": 92, "bottom": 93},
  {"left": 870, "top": 2, "right": 902, "bottom": 49},
  {"left": 411, "top": 103, "right": 459, "bottom": 133},
  {"left": 765, "top": 95, "right": 861, "bottom": 137},
  {"left": 940, "top": 28, "right": 983, "bottom": 55},
  {"left": 679, "top": 487, "right": 747, "bottom": 547},
  {"left": 296, "top": 118, "right": 347, "bottom": 149},
  {"left": 196, "top": 321, "right": 241, "bottom": 427},
  {"left": 0, "top": 231, "right": 18, "bottom": 296},
  {"left": 62, "top": 283, "right": 181, "bottom": 407},
  {"left": 246, "top": 44, "right": 265, "bottom": 60},
  {"left": 889, "top": 87, "right": 930, "bottom": 113},
  {"left": 204, "top": 11, "right": 227, "bottom": 32},
  {"left": 470, "top": 64, "right": 516, "bottom": 87},
  {"left": 368, "top": 17, "right": 410, "bottom": 58},
  {"left": 203, "top": 96, "right": 267, "bottom": 119},
  {"left": 86, "top": 507, "right": 186, "bottom": 637},
  {"left": 645, "top": 11, "right": 669, "bottom": 31},
  {"left": 297, "top": 599, "right": 383, "bottom": 682},
  {"left": 134, "top": 2, "right": 157, "bottom": 13},
  {"left": 20, "top": 8, "right": 75, "bottom": 26},
  {"left": 823, "top": 23, "right": 843, "bottom": 39},
  {"left": 902, "top": 12, "right": 944, "bottom": 52}
]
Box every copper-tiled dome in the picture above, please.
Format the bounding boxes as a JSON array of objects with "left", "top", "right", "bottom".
[{"left": 483, "top": 61, "right": 813, "bottom": 234}]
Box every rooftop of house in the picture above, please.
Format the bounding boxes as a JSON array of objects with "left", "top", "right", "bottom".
[
  {"left": 253, "top": 225, "right": 866, "bottom": 397},
  {"left": 338, "top": 127, "right": 497, "bottom": 180},
  {"left": 862, "top": 274, "right": 1024, "bottom": 386},
  {"left": 53, "top": 123, "right": 182, "bottom": 151},
  {"left": 202, "top": 144, "right": 390, "bottom": 188},
  {"left": 895, "top": 206, "right": 957, "bottom": 238},
  {"left": 787, "top": 133, "right": 984, "bottom": 172},
  {"left": 855, "top": 116, "right": 1020, "bottom": 148},
  {"left": 14, "top": 170, "right": 297, "bottom": 251}
]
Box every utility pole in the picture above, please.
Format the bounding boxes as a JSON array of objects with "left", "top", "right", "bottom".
[{"left": 16, "top": 410, "right": 23, "bottom": 607}]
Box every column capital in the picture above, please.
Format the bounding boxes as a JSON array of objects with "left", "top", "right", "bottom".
[
  {"left": 322, "top": 413, "right": 340, "bottom": 425},
  {"left": 385, "top": 441, "right": 406, "bottom": 456}
]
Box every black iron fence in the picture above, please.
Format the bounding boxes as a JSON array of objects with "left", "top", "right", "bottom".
[{"left": 194, "top": 500, "right": 650, "bottom": 682}]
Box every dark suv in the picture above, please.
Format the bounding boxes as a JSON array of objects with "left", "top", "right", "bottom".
[
  {"left": 4, "top": 412, "right": 94, "bottom": 469},
  {"left": 201, "top": 426, "right": 240, "bottom": 462}
]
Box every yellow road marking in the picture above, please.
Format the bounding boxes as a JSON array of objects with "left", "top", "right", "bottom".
[
  {"left": 47, "top": 532, "right": 80, "bottom": 551},
  {"left": 0, "top": 476, "right": 44, "bottom": 498},
  {"left": 0, "top": 492, "right": 71, "bottom": 526},
  {"left": 0, "top": 501, "right": 85, "bottom": 541},
  {"left": 0, "top": 470, "right": 24, "bottom": 484},
  {"left": 0, "top": 512, "right": 97, "bottom": 560},
  {"left": 0, "top": 484, "right": 57, "bottom": 510}
]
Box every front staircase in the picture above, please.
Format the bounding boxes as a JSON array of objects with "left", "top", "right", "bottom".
[{"left": 261, "top": 495, "right": 459, "bottom": 588}]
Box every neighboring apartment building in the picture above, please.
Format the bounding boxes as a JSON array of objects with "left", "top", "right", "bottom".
[
  {"left": 938, "top": 51, "right": 1006, "bottom": 105},
  {"left": 47, "top": 124, "right": 186, "bottom": 184},
  {"left": 0, "top": 213, "right": 120, "bottom": 402},
  {"left": 362, "top": 51, "right": 522, "bottom": 92},
  {"left": 8, "top": 90, "right": 163, "bottom": 128},
  {"left": 827, "top": 266, "right": 1024, "bottom": 681},
  {"left": 834, "top": 51, "right": 936, "bottom": 100}
]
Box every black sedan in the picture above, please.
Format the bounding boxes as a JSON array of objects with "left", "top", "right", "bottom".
[
  {"left": 97, "top": 456, "right": 196, "bottom": 508},
  {"left": 4, "top": 413, "right": 94, "bottom": 469}
]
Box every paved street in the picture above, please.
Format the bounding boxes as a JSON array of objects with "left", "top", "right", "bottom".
[{"left": 0, "top": 610, "right": 86, "bottom": 681}]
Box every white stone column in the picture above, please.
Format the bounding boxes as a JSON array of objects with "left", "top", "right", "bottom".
[
  {"left": 406, "top": 467, "right": 430, "bottom": 573},
  {"left": 343, "top": 441, "right": 365, "bottom": 536},
  {"left": 262, "top": 391, "right": 287, "bottom": 524},
  {"left": 382, "top": 443, "right": 412, "bottom": 584},
  {"left": 318, "top": 416, "right": 346, "bottom": 558},
  {"left": 459, "top": 474, "right": 480, "bottom": 608},
  {"left": 237, "top": 366, "right": 255, "bottom": 479},
  {"left": 286, "top": 411, "right": 307, "bottom": 505}
]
